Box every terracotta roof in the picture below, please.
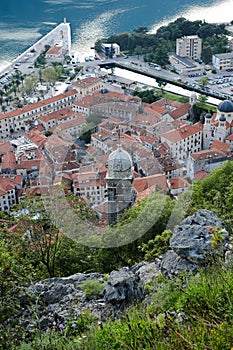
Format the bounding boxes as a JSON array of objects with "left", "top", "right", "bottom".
[
  {"left": 0, "top": 176, "right": 16, "bottom": 196},
  {"left": 194, "top": 170, "right": 210, "bottom": 181},
  {"left": 190, "top": 148, "right": 225, "bottom": 161},
  {"left": 132, "top": 113, "right": 160, "bottom": 126},
  {"left": 39, "top": 107, "right": 76, "bottom": 123},
  {"left": 92, "top": 129, "right": 112, "bottom": 141},
  {"left": 143, "top": 104, "right": 165, "bottom": 116},
  {"left": 46, "top": 45, "right": 62, "bottom": 55},
  {"left": 73, "top": 95, "right": 95, "bottom": 109},
  {"left": 139, "top": 135, "right": 158, "bottom": 145},
  {"left": 226, "top": 134, "right": 233, "bottom": 141},
  {"left": 73, "top": 77, "right": 101, "bottom": 87},
  {"left": 0, "top": 89, "right": 77, "bottom": 120},
  {"left": 168, "top": 103, "right": 190, "bottom": 120},
  {"left": 17, "top": 159, "right": 42, "bottom": 171},
  {"left": 0, "top": 142, "right": 17, "bottom": 170},
  {"left": 25, "top": 129, "right": 48, "bottom": 148},
  {"left": 210, "top": 140, "right": 231, "bottom": 153},
  {"left": 55, "top": 114, "right": 86, "bottom": 131},
  {"left": 169, "top": 177, "right": 189, "bottom": 189},
  {"left": 133, "top": 174, "right": 168, "bottom": 193},
  {"left": 152, "top": 98, "right": 184, "bottom": 109},
  {"left": 161, "top": 123, "right": 203, "bottom": 143},
  {"left": 86, "top": 145, "right": 103, "bottom": 157}
]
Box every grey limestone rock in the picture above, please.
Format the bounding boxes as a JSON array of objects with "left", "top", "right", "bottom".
[
  {"left": 160, "top": 250, "right": 197, "bottom": 277},
  {"left": 170, "top": 209, "right": 229, "bottom": 264},
  {"left": 135, "top": 261, "right": 161, "bottom": 285},
  {"left": 103, "top": 267, "right": 144, "bottom": 304}
]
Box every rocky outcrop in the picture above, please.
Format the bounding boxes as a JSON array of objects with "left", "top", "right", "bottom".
[
  {"left": 19, "top": 209, "right": 231, "bottom": 331},
  {"left": 103, "top": 267, "right": 144, "bottom": 304},
  {"left": 161, "top": 209, "right": 230, "bottom": 276}
]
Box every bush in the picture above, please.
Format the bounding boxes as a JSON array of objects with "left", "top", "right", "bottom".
[{"left": 79, "top": 279, "right": 105, "bottom": 298}]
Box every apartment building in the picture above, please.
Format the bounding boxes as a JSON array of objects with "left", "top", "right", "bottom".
[
  {"left": 212, "top": 52, "right": 233, "bottom": 70},
  {"left": 72, "top": 77, "right": 102, "bottom": 96},
  {"left": 0, "top": 89, "right": 78, "bottom": 139},
  {"left": 160, "top": 123, "right": 203, "bottom": 163},
  {"left": 176, "top": 35, "right": 202, "bottom": 60}
]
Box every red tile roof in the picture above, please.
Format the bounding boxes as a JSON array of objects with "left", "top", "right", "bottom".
[
  {"left": 25, "top": 129, "right": 48, "bottom": 148},
  {"left": 210, "top": 140, "right": 231, "bottom": 153},
  {"left": 168, "top": 103, "right": 190, "bottom": 120},
  {"left": 46, "top": 45, "right": 62, "bottom": 55},
  {"left": 161, "top": 123, "right": 203, "bottom": 143},
  {"left": 0, "top": 89, "right": 77, "bottom": 120},
  {"left": 73, "top": 77, "right": 102, "bottom": 87},
  {"left": 0, "top": 176, "right": 16, "bottom": 196},
  {"left": 133, "top": 174, "right": 168, "bottom": 193},
  {"left": 169, "top": 177, "right": 189, "bottom": 189},
  {"left": 194, "top": 170, "right": 210, "bottom": 181},
  {"left": 39, "top": 107, "right": 75, "bottom": 123}
]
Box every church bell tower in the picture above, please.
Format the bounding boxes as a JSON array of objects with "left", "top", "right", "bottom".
[{"left": 106, "top": 145, "right": 136, "bottom": 224}]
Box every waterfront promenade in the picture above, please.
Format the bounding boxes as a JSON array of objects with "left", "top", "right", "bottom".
[{"left": 0, "top": 19, "right": 71, "bottom": 76}]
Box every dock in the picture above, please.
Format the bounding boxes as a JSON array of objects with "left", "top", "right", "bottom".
[{"left": 0, "top": 19, "right": 71, "bottom": 76}]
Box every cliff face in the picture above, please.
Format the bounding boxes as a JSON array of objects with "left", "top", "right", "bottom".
[{"left": 19, "top": 209, "right": 232, "bottom": 331}]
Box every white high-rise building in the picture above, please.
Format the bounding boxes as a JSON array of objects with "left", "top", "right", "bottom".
[{"left": 176, "top": 35, "right": 202, "bottom": 60}]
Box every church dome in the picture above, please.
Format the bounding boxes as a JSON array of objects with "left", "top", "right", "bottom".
[
  {"left": 218, "top": 100, "right": 233, "bottom": 113},
  {"left": 205, "top": 113, "right": 212, "bottom": 119},
  {"left": 219, "top": 115, "right": 226, "bottom": 122},
  {"left": 107, "top": 145, "right": 133, "bottom": 178}
]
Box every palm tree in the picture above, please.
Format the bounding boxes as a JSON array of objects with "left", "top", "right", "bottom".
[{"left": 5, "top": 97, "right": 9, "bottom": 106}]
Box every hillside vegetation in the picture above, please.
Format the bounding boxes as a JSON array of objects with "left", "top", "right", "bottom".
[
  {"left": 1, "top": 162, "right": 233, "bottom": 349},
  {"left": 95, "top": 17, "right": 230, "bottom": 66}
]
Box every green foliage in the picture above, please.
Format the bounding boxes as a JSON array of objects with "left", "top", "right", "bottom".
[
  {"left": 44, "top": 130, "right": 52, "bottom": 137},
  {"left": 79, "top": 279, "right": 106, "bottom": 297},
  {"left": 99, "top": 18, "right": 229, "bottom": 65},
  {"left": 140, "top": 229, "right": 172, "bottom": 261},
  {"left": 18, "top": 311, "right": 98, "bottom": 350},
  {"left": 0, "top": 229, "right": 35, "bottom": 349},
  {"left": 18, "top": 262, "right": 233, "bottom": 349},
  {"left": 131, "top": 88, "right": 157, "bottom": 103},
  {"left": 188, "top": 161, "right": 233, "bottom": 232},
  {"left": 42, "top": 67, "right": 59, "bottom": 86}
]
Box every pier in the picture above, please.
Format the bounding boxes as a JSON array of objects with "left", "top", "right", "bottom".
[{"left": 0, "top": 19, "right": 71, "bottom": 76}]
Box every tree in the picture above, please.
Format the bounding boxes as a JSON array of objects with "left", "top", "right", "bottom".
[
  {"left": 22, "top": 76, "right": 38, "bottom": 96},
  {"left": 11, "top": 196, "right": 61, "bottom": 278},
  {"left": 0, "top": 228, "right": 34, "bottom": 349},
  {"left": 202, "top": 45, "right": 212, "bottom": 64},
  {"left": 42, "top": 67, "right": 59, "bottom": 86},
  {"left": 197, "top": 94, "right": 208, "bottom": 107},
  {"left": 197, "top": 76, "right": 209, "bottom": 89},
  {"left": 188, "top": 161, "right": 233, "bottom": 232},
  {"left": 156, "top": 78, "right": 167, "bottom": 95},
  {"left": 140, "top": 229, "right": 173, "bottom": 261}
]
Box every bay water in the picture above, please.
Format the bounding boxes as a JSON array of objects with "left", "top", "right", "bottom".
[{"left": 0, "top": 0, "right": 232, "bottom": 69}]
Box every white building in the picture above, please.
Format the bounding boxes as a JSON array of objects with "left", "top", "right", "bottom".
[
  {"left": 0, "top": 176, "right": 17, "bottom": 211},
  {"left": 0, "top": 89, "right": 78, "bottom": 139},
  {"left": 203, "top": 100, "right": 233, "bottom": 149},
  {"left": 160, "top": 123, "right": 203, "bottom": 164},
  {"left": 101, "top": 43, "right": 120, "bottom": 58},
  {"left": 176, "top": 35, "right": 202, "bottom": 60},
  {"left": 212, "top": 52, "right": 233, "bottom": 70},
  {"left": 73, "top": 171, "right": 107, "bottom": 206}
]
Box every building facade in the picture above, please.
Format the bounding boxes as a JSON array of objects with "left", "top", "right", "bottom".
[
  {"left": 176, "top": 35, "right": 202, "bottom": 60},
  {"left": 212, "top": 52, "right": 233, "bottom": 70}
]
